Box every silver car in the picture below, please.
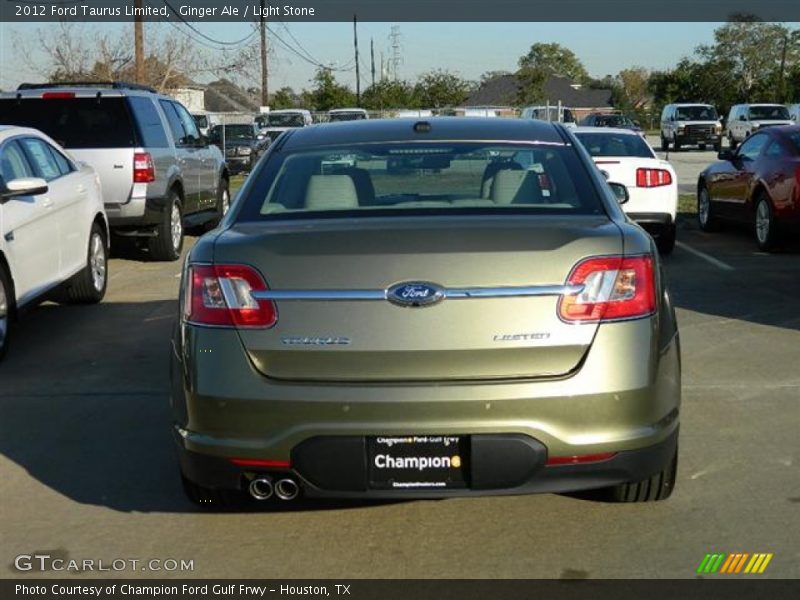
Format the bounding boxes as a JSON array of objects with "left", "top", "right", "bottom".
[{"left": 0, "top": 82, "right": 231, "bottom": 261}]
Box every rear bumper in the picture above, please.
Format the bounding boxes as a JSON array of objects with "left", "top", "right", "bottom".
[
  {"left": 628, "top": 213, "right": 674, "bottom": 236},
  {"left": 174, "top": 427, "right": 678, "bottom": 498},
  {"left": 170, "top": 315, "right": 681, "bottom": 497},
  {"left": 106, "top": 195, "right": 169, "bottom": 229}
]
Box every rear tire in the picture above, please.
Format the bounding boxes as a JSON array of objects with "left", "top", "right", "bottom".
[
  {"left": 656, "top": 223, "right": 676, "bottom": 255},
  {"left": 697, "top": 186, "right": 720, "bottom": 232},
  {"left": 729, "top": 135, "right": 738, "bottom": 150},
  {"left": 606, "top": 447, "right": 678, "bottom": 502},
  {"left": 0, "top": 264, "right": 13, "bottom": 362},
  {"left": 661, "top": 135, "right": 669, "bottom": 152},
  {"left": 148, "top": 192, "right": 183, "bottom": 262},
  {"left": 754, "top": 193, "right": 781, "bottom": 252},
  {"left": 53, "top": 223, "right": 108, "bottom": 304},
  {"left": 714, "top": 141, "right": 722, "bottom": 153},
  {"left": 672, "top": 136, "right": 681, "bottom": 151},
  {"left": 208, "top": 178, "right": 231, "bottom": 230},
  {"left": 180, "top": 473, "right": 245, "bottom": 510}
]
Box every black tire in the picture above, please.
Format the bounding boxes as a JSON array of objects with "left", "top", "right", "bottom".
[
  {"left": 656, "top": 223, "right": 676, "bottom": 255},
  {"left": 53, "top": 223, "right": 108, "bottom": 304},
  {"left": 181, "top": 473, "right": 246, "bottom": 510},
  {"left": 672, "top": 136, "right": 681, "bottom": 151},
  {"left": 714, "top": 141, "right": 722, "bottom": 153},
  {"left": 148, "top": 191, "right": 183, "bottom": 262},
  {"left": 754, "top": 193, "right": 781, "bottom": 252},
  {"left": 661, "top": 135, "right": 669, "bottom": 152},
  {"left": 729, "top": 135, "right": 738, "bottom": 150},
  {"left": 606, "top": 447, "right": 678, "bottom": 503},
  {"left": 0, "top": 264, "right": 13, "bottom": 362},
  {"left": 210, "top": 178, "right": 231, "bottom": 229},
  {"left": 697, "top": 185, "right": 720, "bottom": 232}
]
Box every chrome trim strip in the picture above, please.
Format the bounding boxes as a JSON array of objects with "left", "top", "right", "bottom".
[{"left": 252, "top": 284, "right": 583, "bottom": 302}]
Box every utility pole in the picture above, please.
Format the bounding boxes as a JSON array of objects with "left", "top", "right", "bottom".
[
  {"left": 260, "top": 0, "right": 269, "bottom": 108},
  {"left": 778, "top": 34, "right": 788, "bottom": 103},
  {"left": 370, "top": 38, "right": 375, "bottom": 88},
  {"left": 388, "top": 25, "right": 402, "bottom": 81},
  {"left": 353, "top": 15, "right": 360, "bottom": 105},
  {"left": 134, "top": 0, "right": 144, "bottom": 84}
]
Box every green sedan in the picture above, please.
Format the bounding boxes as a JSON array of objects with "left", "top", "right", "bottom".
[{"left": 171, "top": 117, "right": 680, "bottom": 507}]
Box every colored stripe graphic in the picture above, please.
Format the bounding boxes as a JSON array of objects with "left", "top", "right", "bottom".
[
  {"left": 703, "top": 552, "right": 774, "bottom": 575},
  {"left": 698, "top": 554, "right": 727, "bottom": 574}
]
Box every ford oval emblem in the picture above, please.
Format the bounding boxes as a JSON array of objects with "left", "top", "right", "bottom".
[{"left": 387, "top": 282, "right": 445, "bottom": 307}]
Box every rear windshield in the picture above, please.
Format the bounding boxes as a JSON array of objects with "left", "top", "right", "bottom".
[
  {"left": 574, "top": 132, "right": 655, "bottom": 158},
  {"left": 593, "top": 115, "right": 633, "bottom": 128},
  {"left": 749, "top": 105, "right": 790, "bottom": 120},
  {"left": 675, "top": 106, "right": 718, "bottom": 120},
  {"left": 329, "top": 112, "right": 367, "bottom": 122},
  {"left": 268, "top": 113, "right": 306, "bottom": 127},
  {"left": 0, "top": 97, "right": 137, "bottom": 148},
  {"left": 236, "top": 141, "right": 604, "bottom": 221},
  {"left": 786, "top": 132, "right": 800, "bottom": 154}
]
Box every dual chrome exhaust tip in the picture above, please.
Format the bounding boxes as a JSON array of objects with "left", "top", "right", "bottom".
[{"left": 248, "top": 476, "right": 299, "bottom": 501}]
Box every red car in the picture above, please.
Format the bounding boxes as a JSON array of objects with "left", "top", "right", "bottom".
[{"left": 697, "top": 125, "right": 800, "bottom": 251}]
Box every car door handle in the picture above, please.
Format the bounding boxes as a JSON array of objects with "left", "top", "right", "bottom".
[
  {"left": 42, "top": 197, "right": 54, "bottom": 209},
  {"left": 77, "top": 184, "right": 87, "bottom": 194}
]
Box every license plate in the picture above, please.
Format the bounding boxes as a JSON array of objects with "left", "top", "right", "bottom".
[{"left": 367, "top": 435, "right": 468, "bottom": 490}]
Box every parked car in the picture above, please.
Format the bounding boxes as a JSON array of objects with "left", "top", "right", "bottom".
[
  {"left": 574, "top": 127, "right": 678, "bottom": 254},
  {"left": 395, "top": 109, "right": 434, "bottom": 118},
  {"left": 520, "top": 105, "right": 577, "bottom": 128},
  {"left": 660, "top": 103, "right": 723, "bottom": 151},
  {"left": 328, "top": 108, "right": 369, "bottom": 122},
  {"left": 787, "top": 103, "right": 800, "bottom": 123},
  {"left": 697, "top": 125, "right": 800, "bottom": 251},
  {"left": 0, "top": 126, "right": 109, "bottom": 360},
  {"left": 0, "top": 82, "right": 230, "bottom": 261},
  {"left": 208, "top": 123, "right": 269, "bottom": 175},
  {"left": 726, "top": 104, "right": 793, "bottom": 150},
  {"left": 172, "top": 118, "right": 680, "bottom": 508},
  {"left": 192, "top": 111, "right": 222, "bottom": 137},
  {"left": 580, "top": 113, "right": 644, "bottom": 137},
  {"left": 256, "top": 109, "right": 313, "bottom": 142}
]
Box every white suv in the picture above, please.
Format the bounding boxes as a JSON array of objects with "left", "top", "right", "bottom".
[
  {"left": 726, "top": 104, "right": 793, "bottom": 149},
  {"left": 0, "top": 126, "right": 108, "bottom": 360},
  {"left": 660, "top": 103, "right": 723, "bottom": 151}
]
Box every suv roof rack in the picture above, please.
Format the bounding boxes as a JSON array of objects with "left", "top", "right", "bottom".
[{"left": 17, "top": 81, "right": 158, "bottom": 93}]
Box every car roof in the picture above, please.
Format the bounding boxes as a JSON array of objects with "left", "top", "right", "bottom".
[
  {"left": 671, "top": 103, "right": 714, "bottom": 107},
  {"left": 279, "top": 117, "right": 567, "bottom": 150}
]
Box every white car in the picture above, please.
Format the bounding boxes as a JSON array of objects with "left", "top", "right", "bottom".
[
  {"left": 0, "top": 126, "right": 109, "bottom": 360},
  {"left": 726, "top": 104, "right": 793, "bottom": 149},
  {"left": 573, "top": 127, "right": 678, "bottom": 254}
]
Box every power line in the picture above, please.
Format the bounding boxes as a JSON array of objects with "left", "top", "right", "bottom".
[{"left": 162, "top": 0, "right": 257, "bottom": 47}]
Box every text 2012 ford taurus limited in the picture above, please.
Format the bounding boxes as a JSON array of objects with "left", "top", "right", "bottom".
[{"left": 171, "top": 118, "right": 681, "bottom": 507}]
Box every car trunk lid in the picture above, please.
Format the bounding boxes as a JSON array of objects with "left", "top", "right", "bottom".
[{"left": 213, "top": 216, "right": 623, "bottom": 382}]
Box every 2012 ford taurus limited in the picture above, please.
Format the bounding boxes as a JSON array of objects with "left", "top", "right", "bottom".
[{"left": 171, "top": 118, "right": 681, "bottom": 507}]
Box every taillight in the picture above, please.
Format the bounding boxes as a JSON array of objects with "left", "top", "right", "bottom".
[
  {"left": 636, "top": 168, "right": 672, "bottom": 187},
  {"left": 133, "top": 152, "right": 156, "bottom": 183},
  {"left": 558, "top": 256, "right": 656, "bottom": 323},
  {"left": 41, "top": 92, "right": 75, "bottom": 99},
  {"left": 185, "top": 264, "right": 277, "bottom": 328}
]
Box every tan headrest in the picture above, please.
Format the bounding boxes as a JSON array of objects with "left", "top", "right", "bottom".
[
  {"left": 304, "top": 175, "right": 359, "bottom": 210},
  {"left": 491, "top": 170, "right": 543, "bottom": 205}
]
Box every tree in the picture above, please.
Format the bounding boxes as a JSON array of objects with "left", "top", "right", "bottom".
[
  {"left": 271, "top": 87, "right": 305, "bottom": 110},
  {"left": 412, "top": 69, "right": 470, "bottom": 108},
  {"left": 14, "top": 22, "right": 257, "bottom": 93},
  {"left": 518, "top": 43, "right": 589, "bottom": 83},
  {"left": 697, "top": 20, "right": 799, "bottom": 102},
  {"left": 361, "top": 79, "right": 415, "bottom": 110},
  {"left": 617, "top": 67, "right": 651, "bottom": 110},
  {"left": 515, "top": 66, "right": 547, "bottom": 106},
  {"left": 308, "top": 68, "right": 355, "bottom": 111}
]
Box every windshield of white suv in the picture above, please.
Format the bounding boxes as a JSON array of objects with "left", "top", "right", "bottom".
[
  {"left": 748, "top": 105, "right": 790, "bottom": 120},
  {"left": 267, "top": 114, "right": 306, "bottom": 127},
  {"left": 675, "top": 106, "right": 719, "bottom": 120},
  {"left": 329, "top": 111, "right": 367, "bottom": 122}
]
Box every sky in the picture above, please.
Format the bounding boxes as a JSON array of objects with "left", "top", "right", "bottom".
[{"left": 0, "top": 21, "right": 723, "bottom": 93}]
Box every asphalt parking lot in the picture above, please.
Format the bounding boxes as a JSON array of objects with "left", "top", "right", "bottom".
[{"left": 2, "top": 167, "right": 799, "bottom": 579}]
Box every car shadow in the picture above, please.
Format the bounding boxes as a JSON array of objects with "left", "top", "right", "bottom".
[{"left": 0, "top": 299, "right": 411, "bottom": 514}]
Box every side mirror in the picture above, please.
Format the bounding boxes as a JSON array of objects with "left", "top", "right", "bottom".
[
  {"left": 608, "top": 182, "right": 629, "bottom": 205},
  {"left": 718, "top": 149, "right": 735, "bottom": 161},
  {"left": 1, "top": 177, "right": 48, "bottom": 201},
  {"left": 739, "top": 115, "right": 747, "bottom": 121},
  {"left": 599, "top": 169, "right": 611, "bottom": 180},
  {"left": 670, "top": 115, "right": 676, "bottom": 122}
]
